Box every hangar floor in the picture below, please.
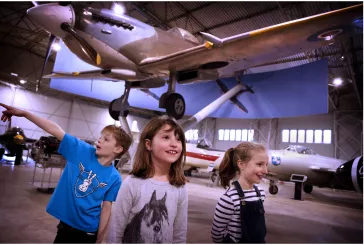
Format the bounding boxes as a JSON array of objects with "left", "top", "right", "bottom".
[{"left": 0, "top": 158, "right": 362, "bottom": 243}]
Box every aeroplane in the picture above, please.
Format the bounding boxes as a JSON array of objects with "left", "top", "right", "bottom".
[
  {"left": 0, "top": 127, "right": 36, "bottom": 165},
  {"left": 26, "top": 2, "right": 363, "bottom": 120},
  {"left": 184, "top": 139, "right": 363, "bottom": 195}
]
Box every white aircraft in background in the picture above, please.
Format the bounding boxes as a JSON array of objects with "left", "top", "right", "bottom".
[{"left": 184, "top": 139, "right": 363, "bottom": 195}]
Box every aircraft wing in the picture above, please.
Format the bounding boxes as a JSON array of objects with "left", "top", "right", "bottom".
[
  {"left": 139, "top": 4, "right": 362, "bottom": 75},
  {"left": 44, "top": 70, "right": 119, "bottom": 81},
  {"left": 309, "top": 166, "right": 336, "bottom": 173}
]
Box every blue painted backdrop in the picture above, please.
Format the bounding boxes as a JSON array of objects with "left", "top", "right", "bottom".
[{"left": 50, "top": 41, "right": 328, "bottom": 119}]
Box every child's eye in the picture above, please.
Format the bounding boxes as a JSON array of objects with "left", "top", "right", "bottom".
[{"left": 163, "top": 136, "right": 169, "bottom": 139}]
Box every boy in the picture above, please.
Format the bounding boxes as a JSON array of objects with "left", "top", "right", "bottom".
[{"left": 0, "top": 103, "right": 132, "bottom": 243}]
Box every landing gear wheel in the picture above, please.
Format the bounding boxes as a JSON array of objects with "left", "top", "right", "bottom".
[
  {"left": 0, "top": 148, "right": 4, "bottom": 161},
  {"left": 184, "top": 170, "right": 192, "bottom": 177},
  {"left": 109, "top": 99, "right": 129, "bottom": 121},
  {"left": 165, "top": 93, "right": 185, "bottom": 120},
  {"left": 304, "top": 184, "right": 313, "bottom": 193},
  {"left": 211, "top": 173, "right": 218, "bottom": 183},
  {"left": 269, "top": 184, "right": 279, "bottom": 195}
]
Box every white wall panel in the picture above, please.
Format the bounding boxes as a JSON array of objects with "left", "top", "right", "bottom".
[
  {"left": 0, "top": 84, "right": 149, "bottom": 143},
  {"left": 0, "top": 85, "right": 14, "bottom": 105}
]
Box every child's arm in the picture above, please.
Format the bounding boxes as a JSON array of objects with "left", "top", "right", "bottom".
[
  {"left": 173, "top": 186, "right": 188, "bottom": 243},
  {"left": 107, "top": 178, "right": 133, "bottom": 243},
  {"left": 211, "top": 194, "right": 234, "bottom": 243},
  {"left": 96, "top": 201, "right": 112, "bottom": 243},
  {"left": 0, "top": 103, "right": 65, "bottom": 141}
]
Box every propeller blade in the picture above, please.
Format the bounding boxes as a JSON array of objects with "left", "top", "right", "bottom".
[
  {"left": 37, "top": 34, "right": 56, "bottom": 91},
  {"left": 60, "top": 22, "right": 101, "bottom": 66}
]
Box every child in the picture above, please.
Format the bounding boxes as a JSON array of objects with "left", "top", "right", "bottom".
[
  {"left": 211, "top": 142, "right": 269, "bottom": 243},
  {"left": 107, "top": 115, "right": 188, "bottom": 243},
  {"left": 0, "top": 103, "right": 132, "bottom": 243}
]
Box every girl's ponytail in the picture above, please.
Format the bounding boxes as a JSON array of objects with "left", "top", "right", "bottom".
[{"left": 218, "top": 148, "right": 237, "bottom": 189}]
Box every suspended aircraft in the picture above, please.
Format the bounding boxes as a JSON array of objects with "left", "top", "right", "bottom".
[
  {"left": 26, "top": 3, "right": 363, "bottom": 120},
  {"left": 184, "top": 139, "right": 363, "bottom": 195}
]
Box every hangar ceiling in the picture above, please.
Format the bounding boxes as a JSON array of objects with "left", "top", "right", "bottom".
[{"left": 0, "top": 1, "right": 362, "bottom": 115}]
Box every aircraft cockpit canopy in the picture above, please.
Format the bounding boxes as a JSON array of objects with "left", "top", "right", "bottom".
[
  {"left": 167, "top": 27, "right": 200, "bottom": 45},
  {"left": 197, "top": 139, "right": 212, "bottom": 149},
  {"left": 285, "top": 145, "right": 317, "bottom": 155}
]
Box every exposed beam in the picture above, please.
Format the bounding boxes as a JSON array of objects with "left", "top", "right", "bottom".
[
  {"left": 0, "top": 42, "right": 55, "bottom": 63},
  {"left": 0, "top": 31, "right": 48, "bottom": 49},
  {"left": 129, "top": 2, "right": 171, "bottom": 30},
  {"left": 342, "top": 39, "right": 362, "bottom": 107},
  {"left": 174, "top": 2, "right": 206, "bottom": 31},
  {"left": 167, "top": 3, "right": 213, "bottom": 23},
  {"left": 192, "top": 2, "right": 298, "bottom": 36},
  {"left": 0, "top": 22, "right": 47, "bottom": 36}
]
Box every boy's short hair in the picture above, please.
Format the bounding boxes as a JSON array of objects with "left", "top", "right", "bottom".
[{"left": 101, "top": 125, "right": 132, "bottom": 158}]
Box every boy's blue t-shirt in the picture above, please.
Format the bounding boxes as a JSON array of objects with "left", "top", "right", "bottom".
[{"left": 46, "top": 133, "right": 122, "bottom": 232}]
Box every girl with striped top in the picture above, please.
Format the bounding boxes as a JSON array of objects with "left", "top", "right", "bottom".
[{"left": 211, "top": 142, "right": 269, "bottom": 243}]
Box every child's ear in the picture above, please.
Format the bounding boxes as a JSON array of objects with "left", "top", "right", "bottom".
[
  {"left": 114, "top": 145, "right": 123, "bottom": 154},
  {"left": 145, "top": 139, "right": 152, "bottom": 151},
  {"left": 237, "top": 160, "right": 245, "bottom": 171}
]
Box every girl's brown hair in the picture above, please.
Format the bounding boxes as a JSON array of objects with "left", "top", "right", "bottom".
[
  {"left": 130, "top": 115, "right": 187, "bottom": 187},
  {"left": 219, "top": 142, "right": 266, "bottom": 188}
]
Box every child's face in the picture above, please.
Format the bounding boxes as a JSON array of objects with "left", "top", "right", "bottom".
[
  {"left": 239, "top": 150, "right": 269, "bottom": 186},
  {"left": 146, "top": 124, "right": 182, "bottom": 166},
  {"left": 96, "top": 131, "right": 122, "bottom": 158}
]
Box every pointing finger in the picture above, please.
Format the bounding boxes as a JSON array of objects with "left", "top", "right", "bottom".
[{"left": 0, "top": 103, "right": 10, "bottom": 110}]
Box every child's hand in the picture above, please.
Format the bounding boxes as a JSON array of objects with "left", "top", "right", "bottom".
[{"left": 0, "top": 103, "right": 26, "bottom": 122}]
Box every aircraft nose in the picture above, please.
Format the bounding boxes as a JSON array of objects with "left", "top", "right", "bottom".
[{"left": 27, "top": 3, "right": 75, "bottom": 38}]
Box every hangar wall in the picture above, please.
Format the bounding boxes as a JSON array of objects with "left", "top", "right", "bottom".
[
  {"left": 0, "top": 84, "right": 148, "bottom": 143},
  {"left": 213, "top": 113, "right": 362, "bottom": 160},
  {"left": 0, "top": 83, "right": 361, "bottom": 161}
]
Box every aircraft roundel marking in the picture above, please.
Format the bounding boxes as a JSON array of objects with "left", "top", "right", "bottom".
[
  {"left": 271, "top": 156, "right": 281, "bottom": 166},
  {"left": 186, "top": 152, "right": 219, "bottom": 161}
]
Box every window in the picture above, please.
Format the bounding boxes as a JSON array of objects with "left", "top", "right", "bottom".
[
  {"left": 131, "top": 120, "right": 140, "bottom": 133},
  {"left": 282, "top": 129, "right": 331, "bottom": 144},
  {"left": 290, "top": 130, "right": 297, "bottom": 143},
  {"left": 282, "top": 129, "right": 289, "bottom": 143},
  {"left": 236, "top": 130, "right": 242, "bottom": 141},
  {"left": 193, "top": 129, "right": 198, "bottom": 140},
  {"left": 248, "top": 129, "right": 254, "bottom": 142},
  {"left": 314, "top": 130, "right": 322, "bottom": 144},
  {"left": 323, "top": 130, "right": 331, "bottom": 144},
  {"left": 306, "top": 130, "right": 313, "bottom": 143},
  {"left": 224, "top": 129, "right": 229, "bottom": 141},
  {"left": 185, "top": 129, "right": 198, "bottom": 141},
  {"left": 241, "top": 129, "right": 248, "bottom": 141},
  {"left": 218, "top": 129, "right": 224, "bottom": 141},
  {"left": 298, "top": 130, "right": 305, "bottom": 143},
  {"left": 229, "top": 129, "right": 236, "bottom": 141}
]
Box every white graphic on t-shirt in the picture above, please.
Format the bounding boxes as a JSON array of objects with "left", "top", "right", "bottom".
[
  {"left": 79, "top": 170, "right": 96, "bottom": 192},
  {"left": 74, "top": 162, "right": 107, "bottom": 198}
]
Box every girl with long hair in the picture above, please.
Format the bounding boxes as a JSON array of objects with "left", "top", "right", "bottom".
[
  {"left": 211, "top": 142, "right": 269, "bottom": 243},
  {"left": 108, "top": 115, "right": 188, "bottom": 243}
]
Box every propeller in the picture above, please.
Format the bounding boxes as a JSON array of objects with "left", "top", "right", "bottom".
[
  {"left": 37, "top": 34, "right": 56, "bottom": 91},
  {"left": 60, "top": 22, "right": 101, "bottom": 66}
]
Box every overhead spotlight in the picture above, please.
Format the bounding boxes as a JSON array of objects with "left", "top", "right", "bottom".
[
  {"left": 11, "top": 73, "right": 18, "bottom": 77},
  {"left": 333, "top": 78, "right": 343, "bottom": 86},
  {"left": 113, "top": 3, "right": 125, "bottom": 15},
  {"left": 52, "top": 42, "right": 61, "bottom": 52},
  {"left": 19, "top": 79, "right": 27, "bottom": 84},
  {"left": 340, "top": 55, "right": 345, "bottom": 60}
]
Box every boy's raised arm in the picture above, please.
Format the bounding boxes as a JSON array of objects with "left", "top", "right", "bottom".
[{"left": 0, "top": 103, "right": 65, "bottom": 141}]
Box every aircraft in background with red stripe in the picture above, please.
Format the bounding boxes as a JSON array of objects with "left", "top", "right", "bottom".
[{"left": 184, "top": 140, "right": 362, "bottom": 197}]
